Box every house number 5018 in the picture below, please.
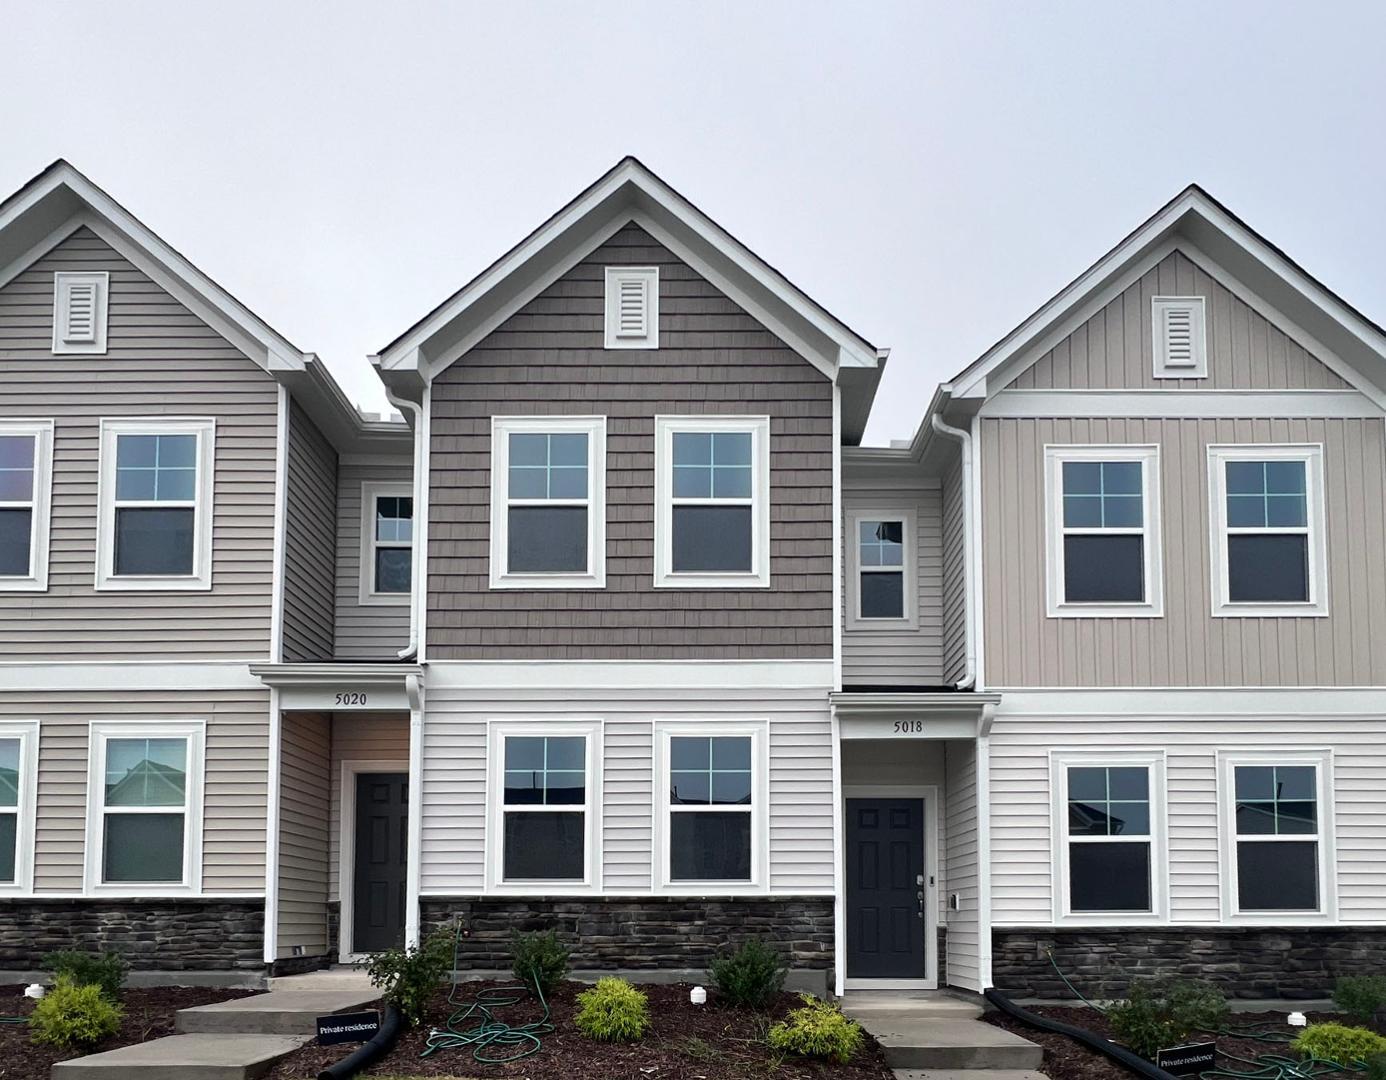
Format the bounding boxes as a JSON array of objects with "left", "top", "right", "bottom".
[
  {"left": 893, "top": 720, "right": 925, "bottom": 734},
  {"left": 334, "top": 692, "right": 368, "bottom": 706}
]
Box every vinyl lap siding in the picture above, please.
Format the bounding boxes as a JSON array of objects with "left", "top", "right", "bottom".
[
  {"left": 427, "top": 223, "right": 834, "bottom": 659},
  {"left": 941, "top": 458, "right": 967, "bottom": 686},
  {"left": 944, "top": 740, "right": 982, "bottom": 991},
  {"left": 327, "top": 713, "right": 409, "bottom": 900},
  {"left": 334, "top": 460, "right": 412, "bottom": 660},
  {"left": 604, "top": 720, "right": 653, "bottom": 890},
  {"left": 1006, "top": 250, "right": 1349, "bottom": 391},
  {"left": 277, "top": 711, "right": 329, "bottom": 956},
  {"left": 282, "top": 401, "right": 337, "bottom": 662},
  {"left": 0, "top": 228, "right": 278, "bottom": 660}
]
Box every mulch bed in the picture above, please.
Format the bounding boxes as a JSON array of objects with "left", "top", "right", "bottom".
[
  {"left": 983, "top": 1003, "right": 1340, "bottom": 1080},
  {"left": 268, "top": 980, "right": 895, "bottom": 1080},
  {"left": 0, "top": 983, "right": 261, "bottom": 1080}
]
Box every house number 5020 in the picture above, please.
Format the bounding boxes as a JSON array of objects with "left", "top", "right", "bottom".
[
  {"left": 334, "top": 692, "right": 368, "bottom": 707},
  {"left": 893, "top": 720, "right": 925, "bottom": 734}
]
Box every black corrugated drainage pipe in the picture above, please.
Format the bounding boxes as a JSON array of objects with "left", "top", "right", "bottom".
[
  {"left": 317, "top": 1004, "right": 404, "bottom": 1080},
  {"left": 985, "top": 989, "right": 1182, "bottom": 1080}
]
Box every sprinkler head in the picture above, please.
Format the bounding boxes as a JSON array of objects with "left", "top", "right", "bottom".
[
  {"left": 1287, "top": 1012, "right": 1307, "bottom": 1027},
  {"left": 690, "top": 986, "right": 707, "bottom": 1005}
]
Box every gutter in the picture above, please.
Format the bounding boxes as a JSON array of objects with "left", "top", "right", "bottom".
[
  {"left": 383, "top": 387, "right": 424, "bottom": 661},
  {"left": 929, "top": 413, "right": 977, "bottom": 690}
]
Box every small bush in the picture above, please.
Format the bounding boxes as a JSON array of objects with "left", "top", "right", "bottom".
[
  {"left": 574, "top": 977, "right": 651, "bottom": 1043},
  {"left": 709, "top": 938, "right": 786, "bottom": 1010},
  {"left": 366, "top": 927, "right": 454, "bottom": 1028},
  {"left": 42, "top": 950, "right": 127, "bottom": 1001},
  {"left": 1107, "top": 978, "right": 1229, "bottom": 1059},
  {"left": 30, "top": 976, "right": 123, "bottom": 1050},
  {"left": 1294, "top": 1022, "right": 1386, "bottom": 1066},
  {"left": 768, "top": 995, "right": 864, "bottom": 1065},
  {"left": 511, "top": 930, "right": 570, "bottom": 994},
  {"left": 1336, "top": 976, "right": 1386, "bottom": 1026},
  {"left": 1366, "top": 1051, "right": 1386, "bottom": 1080}
]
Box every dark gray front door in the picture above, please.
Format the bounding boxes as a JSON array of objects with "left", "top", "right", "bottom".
[
  {"left": 353, "top": 772, "right": 408, "bottom": 954},
  {"left": 846, "top": 797, "right": 925, "bottom": 978}
]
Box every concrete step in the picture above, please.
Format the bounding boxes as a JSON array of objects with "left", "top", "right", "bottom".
[
  {"left": 51, "top": 1033, "right": 308, "bottom": 1080},
  {"left": 895, "top": 1071, "right": 1047, "bottom": 1080},
  {"left": 843, "top": 991, "right": 984, "bottom": 1020},
  {"left": 267, "top": 967, "right": 371, "bottom": 991},
  {"left": 177, "top": 988, "right": 382, "bottom": 1034},
  {"left": 859, "top": 1017, "right": 1044, "bottom": 1071}
]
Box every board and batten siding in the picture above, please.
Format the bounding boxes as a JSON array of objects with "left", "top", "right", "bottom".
[
  {"left": 277, "top": 711, "right": 330, "bottom": 956},
  {"left": 1006, "top": 250, "right": 1349, "bottom": 391},
  {"left": 840, "top": 481, "right": 945, "bottom": 686},
  {"left": 419, "top": 681, "right": 835, "bottom": 896},
  {"left": 334, "top": 460, "right": 412, "bottom": 660},
  {"left": 988, "top": 703, "right": 1386, "bottom": 926},
  {"left": 2, "top": 687, "right": 270, "bottom": 894},
  {"left": 327, "top": 713, "right": 409, "bottom": 901},
  {"left": 980, "top": 415, "right": 1386, "bottom": 687},
  {"left": 426, "top": 223, "right": 834, "bottom": 660},
  {"left": 282, "top": 401, "right": 338, "bottom": 663},
  {"left": 940, "top": 458, "right": 967, "bottom": 687},
  {"left": 0, "top": 228, "right": 279, "bottom": 660}
]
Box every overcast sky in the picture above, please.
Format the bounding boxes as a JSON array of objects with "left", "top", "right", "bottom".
[{"left": 5, "top": 1, "right": 1384, "bottom": 443}]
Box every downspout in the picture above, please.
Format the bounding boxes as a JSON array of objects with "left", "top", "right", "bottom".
[
  {"left": 930, "top": 413, "right": 977, "bottom": 690},
  {"left": 384, "top": 388, "right": 423, "bottom": 661}
]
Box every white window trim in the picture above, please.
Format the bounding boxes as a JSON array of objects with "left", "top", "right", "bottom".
[
  {"left": 654, "top": 415, "right": 771, "bottom": 589},
  {"left": 0, "top": 420, "right": 54, "bottom": 593},
  {"left": 1152, "top": 296, "right": 1208, "bottom": 378},
  {"left": 358, "top": 481, "right": 413, "bottom": 606},
  {"left": 1044, "top": 444, "right": 1164, "bottom": 618},
  {"left": 0, "top": 722, "right": 40, "bottom": 896},
  {"left": 1207, "top": 443, "right": 1328, "bottom": 618},
  {"left": 845, "top": 508, "right": 918, "bottom": 629},
  {"left": 1050, "top": 749, "right": 1168, "bottom": 925},
  {"left": 488, "top": 416, "right": 606, "bottom": 589},
  {"left": 52, "top": 271, "right": 110, "bottom": 355},
  {"left": 1217, "top": 749, "right": 1337, "bottom": 924},
  {"left": 484, "top": 719, "right": 603, "bottom": 894},
  {"left": 84, "top": 719, "right": 205, "bottom": 897},
  {"left": 95, "top": 418, "right": 215, "bottom": 592},
  {"left": 604, "top": 266, "right": 659, "bottom": 349},
  {"left": 651, "top": 719, "right": 768, "bottom": 895}
]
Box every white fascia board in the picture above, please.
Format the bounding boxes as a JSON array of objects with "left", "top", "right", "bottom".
[
  {"left": 993, "top": 687, "right": 1386, "bottom": 716},
  {"left": 982, "top": 389, "right": 1385, "bottom": 420},
  {"left": 0, "top": 660, "right": 266, "bottom": 692}
]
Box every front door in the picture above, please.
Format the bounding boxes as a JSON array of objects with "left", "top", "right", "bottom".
[
  {"left": 352, "top": 772, "right": 408, "bottom": 954},
  {"left": 846, "top": 797, "right": 926, "bottom": 978}
]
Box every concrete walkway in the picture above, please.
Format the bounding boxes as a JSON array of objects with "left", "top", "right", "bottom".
[{"left": 842, "top": 992, "right": 1045, "bottom": 1078}]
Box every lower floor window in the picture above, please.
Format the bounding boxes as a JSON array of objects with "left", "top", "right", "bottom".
[
  {"left": 1230, "top": 761, "right": 1323, "bottom": 913},
  {"left": 0, "top": 737, "right": 22, "bottom": 883},
  {"left": 490, "top": 724, "right": 597, "bottom": 888},
  {"left": 662, "top": 726, "right": 761, "bottom": 886}
]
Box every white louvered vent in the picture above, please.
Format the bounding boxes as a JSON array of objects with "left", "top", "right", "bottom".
[
  {"left": 604, "top": 266, "right": 659, "bottom": 349},
  {"left": 1152, "top": 296, "right": 1207, "bottom": 378},
  {"left": 53, "top": 272, "right": 110, "bottom": 355}
]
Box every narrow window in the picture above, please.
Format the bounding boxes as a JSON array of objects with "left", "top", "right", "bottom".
[
  {"left": 0, "top": 739, "right": 19, "bottom": 884},
  {"left": 1064, "top": 764, "right": 1153, "bottom": 913},
  {"left": 604, "top": 267, "right": 659, "bottom": 349},
  {"left": 667, "top": 734, "right": 754, "bottom": 882},
  {"left": 501, "top": 735, "right": 587, "bottom": 881},
  {"left": 0, "top": 421, "right": 53, "bottom": 592},
  {"left": 52, "top": 271, "right": 109, "bottom": 355},
  {"left": 0, "top": 723, "right": 37, "bottom": 893},
  {"left": 489, "top": 417, "right": 605, "bottom": 588},
  {"left": 1232, "top": 763, "right": 1322, "bottom": 913},
  {"left": 858, "top": 519, "right": 906, "bottom": 619},
  {"left": 655, "top": 416, "right": 770, "bottom": 588},
  {"left": 359, "top": 484, "right": 412, "bottom": 603}
]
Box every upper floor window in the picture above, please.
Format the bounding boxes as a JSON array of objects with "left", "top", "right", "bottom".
[
  {"left": 1044, "top": 445, "right": 1163, "bottom": 617},
  {"left": 52, "top": 271, "right": 109, "bottom": 355},
  {"left": 654, "top": 415, "right": 770, "bottom": 589},
  {"left": 0, "top": 420, "right": 54, "bottom": 593},
  {"left": 1208, "top": 445, "right": 1327, "bottom": 617},
  {"left": 489, "top": 416, "right": 606, "bottom": 589},
  {"left": 96, "top": 419, "right": 215, "bottom": 591},
  {"left": 1151, "top": 296, "right": 1207, "bottom": 378},
  {"left": 604, "top": 267, "right": 659, "bottom": 349},
  {"left": 359, "top": 482, "right": 412, "bottom": 605},
  {"left": 0, "top": 723, "right": 38, "bottom": 894},
  {"left": 847, "top": 511, "right": 916, "bottom": 627}
]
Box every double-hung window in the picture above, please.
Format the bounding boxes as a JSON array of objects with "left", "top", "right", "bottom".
[
  {"left": 86, "top": 721, "right": 204, "bottom": 892},
  {"left": 654, "top": 416, "right": 770, "bottom": 588},
  {"left": 655, "top": 721, "right": 765, "bottom": 890},
  {"left": 1052, "top": 752, "right": 1166, "bottom": 921},
  {"left": 1208, "top": 445, "right": 1327, "bottom": 616},
  {"left": 0, "top": 723, "right": 38, "bottom": 894},
  {"left": 487, "top": 722, "right": 600, "bottom": 890},
  {"left": 848, "top": 511, "right": 915, "bottom": 625},
  {"left": 359, "top": 482, "right": 413, "bottom": 604},
  {"left": 1045, "top": 445, "right": 1163, "bottom": 617},
  {"left": 1220, "top": 753, "right": 1333, "bottom": 918},
  {"left": 490, "top": 417, "right": 605, "bottom": 588},
  {"left": 96, "top": 419, "right": 215, "bottom": 590},
  {"left": 0, "top": 420, "right": 54, "bottom": 592}
]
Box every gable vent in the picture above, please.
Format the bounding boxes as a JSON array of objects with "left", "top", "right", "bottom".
[
  {"left": 604, "top": 266, "right": 659, "bottom": 349},
  {"left": 1152, "top": 296, "right": 1206, "bottom": 378},
  {"left": 53, "top": 271, "right": 110, "bottom": 355}
]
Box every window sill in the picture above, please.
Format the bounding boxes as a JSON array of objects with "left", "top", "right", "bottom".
[
  {"left": 1221, "top": 910, "right": 1336, "bottom": 925},
  {"left": 846, "top": 617, "right": 920, "bottom": 633},
  {"left": 654, "top": 882, "right": 768, "bottom": 897},
  {"left": 489, "top": 572, "right": 606, "bottom": 590},
  {"left": 83, "top": 883, "right": 198, "bottom": 898},
  {"left": 1047, "top": 602, "right": 1164, "bottom": 619},
  {"left": 1213, "top": 603, "right": 1328, "bottom": 618},
  {"left": 358, "top": 591, "right": 411, "bottom": 607},
  {"left": 1054, "top": 912, "right": 1168, "bottom": 927},
  {"left": 654, "top": 572, "right": 770, "bottom": 590},
  {"left": 485, "top": 883, "right": 601, "bottom": 896},
  {"left": 0, "top": 579, "right": 46, "bottom": 593},
  {"left": 95, "top": 576, "right": 212, "bottom": 592}
]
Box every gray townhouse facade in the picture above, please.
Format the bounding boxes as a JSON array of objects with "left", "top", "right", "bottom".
[{"left": 0, "top": 158, "right": 1383, "bottom": 999}]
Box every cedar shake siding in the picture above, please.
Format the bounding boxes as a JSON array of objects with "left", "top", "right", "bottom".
[
  {"left": 426, "top": 223, "right": 834, "bottom": 659},
  {"left": 281, "top": 400, "right": 338, "bottom": 663},
  {"left": 0, "top": 228, "right": 278, "bottom": 660}
]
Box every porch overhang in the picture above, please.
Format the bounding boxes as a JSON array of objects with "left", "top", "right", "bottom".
[
  {"left": 830, "top": 691, "right": 1000, "bottom": 740},
  {"left": 249, "top": 662, "right": 423, "bottom": 713}
]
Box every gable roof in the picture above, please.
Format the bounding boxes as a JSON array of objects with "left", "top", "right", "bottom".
[{"left": 372, "top": 156, "right": 887, "bottom": 442}]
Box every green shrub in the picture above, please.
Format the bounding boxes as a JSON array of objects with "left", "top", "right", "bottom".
[
  {"left": 573, "top": 977, "right": 651, "bottom": 1043},
  {"left": 30, "top": 976, "right": 123, "bottom": 1050},
  {"left": 366, "top": 927, "right": 454, "bottom": 1027},
  {"left": 42, "top": 950, "right": 128, "bottom": 1001},
  {"left": 1293, "top": 1022, "right": 1386, "bottom": 1066},
  {"left": 1107, "top": 978, "right": 1229, "bottom": 1059},
  {"left": 1366, "top": 1051, "right": 1386, "bottom": 1080},
  {"left": 709, "top": 938, "right": 786, "bottom": 1010},
  {"left": 1336, "top": 976, "right": 1386, "bottom": 1026},
  {"left": 768, "top": 995, "right": 864, "bottom": 1065},
  {"left": 510, "top": 930, "right": 570, "bottom": 994}
]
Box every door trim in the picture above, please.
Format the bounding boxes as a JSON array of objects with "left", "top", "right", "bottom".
[
  {"left": 339, "top": 758, "right": 408, "bottom": 964},
  {"left": 842, "top": 783, "right": 940, "bottom": 988}
]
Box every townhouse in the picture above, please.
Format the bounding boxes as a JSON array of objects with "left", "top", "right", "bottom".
[{"left": 0, "top": 158, "right": 1382, "bottom": 999}]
